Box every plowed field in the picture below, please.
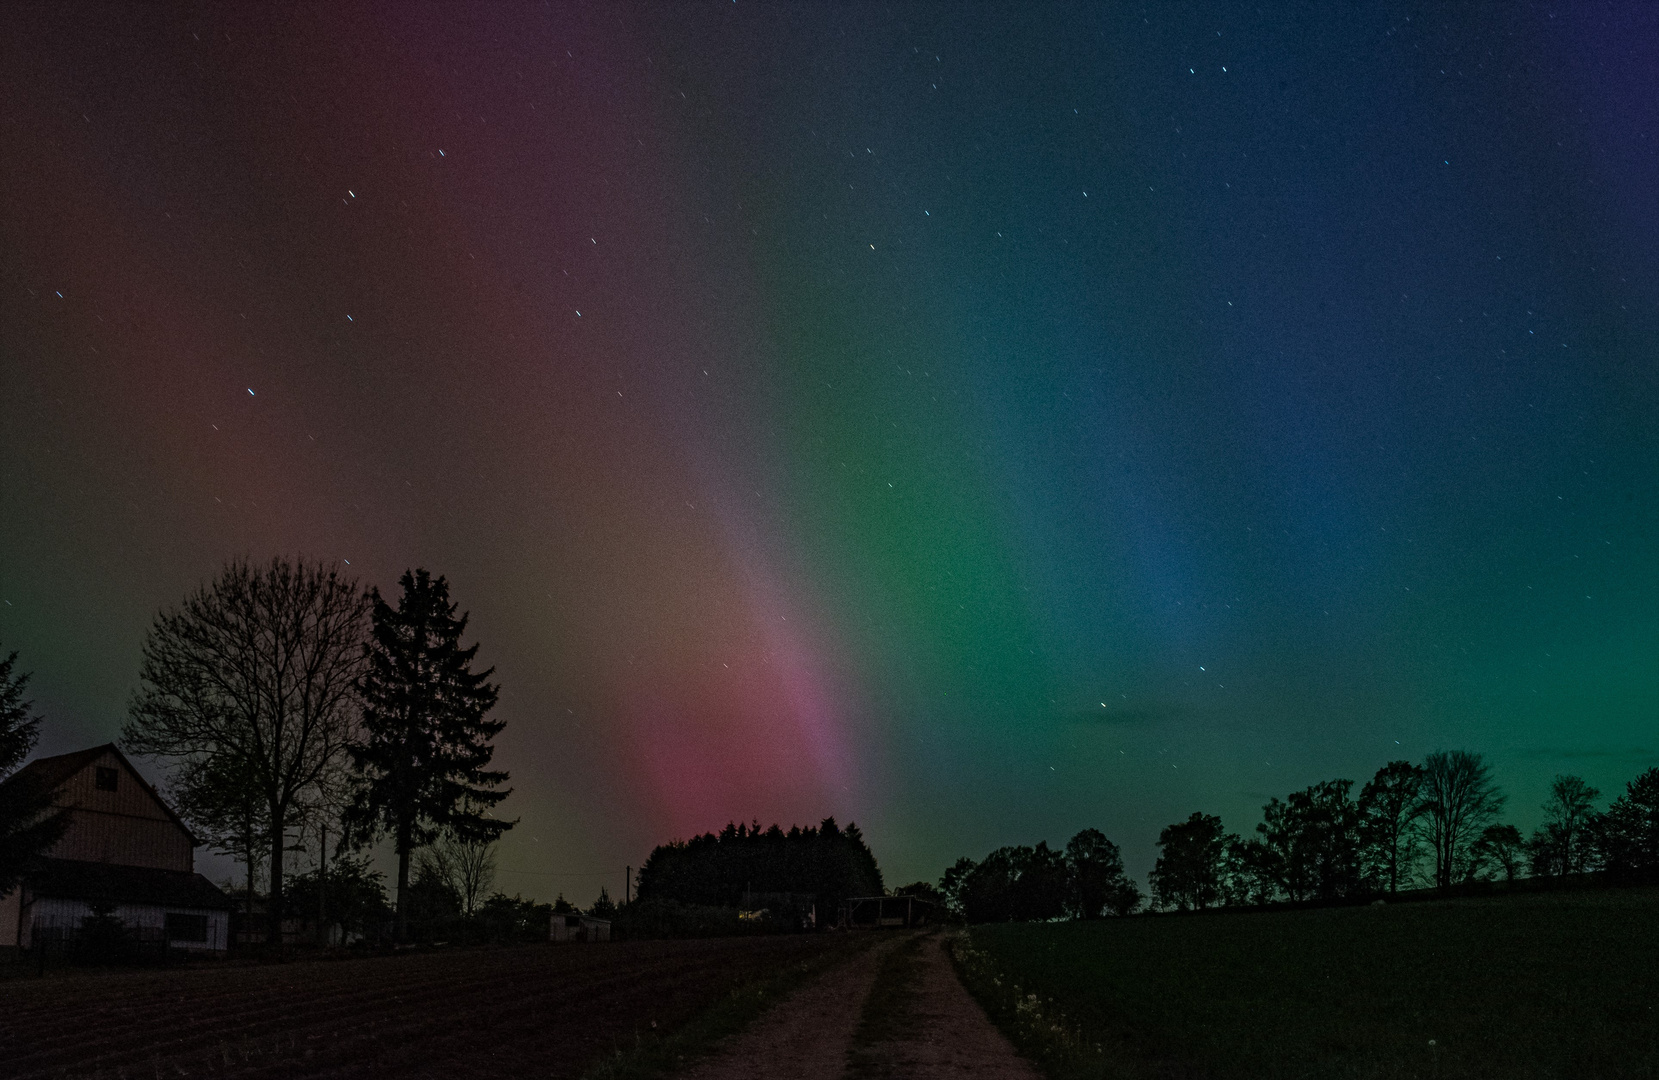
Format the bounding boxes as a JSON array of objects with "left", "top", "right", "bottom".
[{"left": 1, "top": 936, "right": 864, "bottom": 1079}]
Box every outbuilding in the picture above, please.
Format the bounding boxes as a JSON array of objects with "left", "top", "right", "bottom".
[
  {"left": 840, "top": 894, "right": 938, "bottom": 929},
  {"left": 549, "top": 912, "right": 610, "bottom": 942}
]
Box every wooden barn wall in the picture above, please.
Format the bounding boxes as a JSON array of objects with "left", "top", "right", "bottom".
[
  {"left": 50, "top": 750, "right": 193, "bottom": 871},
  {"left": 58, "top": 750, "right": 172, "bottom": 819}
]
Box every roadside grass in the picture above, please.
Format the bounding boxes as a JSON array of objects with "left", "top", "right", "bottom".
[
  {"left": 955, "top": 886, "right": 1659, "bottom": 1080},
  {"left": 846, "top": 930, "right": 930, "bottom": 1075},
  {"left": 580, "top": 932, "right": 880, "bottom": 1080}
]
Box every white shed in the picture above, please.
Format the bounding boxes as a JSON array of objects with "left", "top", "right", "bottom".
[{"left": 549, "top": 912, "right": 611, "bottom": 942}]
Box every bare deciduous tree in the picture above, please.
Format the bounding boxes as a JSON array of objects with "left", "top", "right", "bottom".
[
  {"left": 1420, "top": 750, "right": 1504, "bottom": 889},
  {"left": 1530, "top": 774, "right": 1600, "bottom": 877},
  {"left": 123, "top": 558, "right": 369, "bottom": 944},
  {"left": 417, "top": 826, "right": 498, "bottom": 920}
]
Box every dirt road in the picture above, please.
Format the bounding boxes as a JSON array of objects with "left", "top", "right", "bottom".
[{"left": 676, "top": 932, "right": 1041, "bottom": 1080}]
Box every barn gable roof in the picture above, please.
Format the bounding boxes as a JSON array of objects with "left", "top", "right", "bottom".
[
  {"left": 28, "top": 857, "right": 232, "bottom": 909},
  {"left": 4, "top": 744, "right": 199, "bottom": 847}
]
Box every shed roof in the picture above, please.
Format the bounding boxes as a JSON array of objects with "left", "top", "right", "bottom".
[{"left": 28, "top": 857, "right": 232, "bottom": 910}]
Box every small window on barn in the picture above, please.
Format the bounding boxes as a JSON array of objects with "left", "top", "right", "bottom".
[
  {"left": 166, "top": 913, "right": 208, "bottom": 942},
  {"left": 95, "top": 766, "right": 119, "bottom": 792}
]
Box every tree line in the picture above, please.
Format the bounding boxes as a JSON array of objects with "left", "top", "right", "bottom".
[
  {"left": 1148, "top": 752, "right": 1659, "bottom": 912},
  {"left": 934, "top": 751, "right": 1659, "bottom": 922},
  {"left": 634, "top": 816, "right": 883, "bottom": 926},
  {"left": 936, "top": 829, "right": 1144, "bottom": 923},
  {"left": 1, "top": 558, "right": 514, "bottom": 945}
]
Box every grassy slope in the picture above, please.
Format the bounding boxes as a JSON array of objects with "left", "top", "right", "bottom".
[{"left": 958, "top": 887, "right": 1659, "bottom": 1080}]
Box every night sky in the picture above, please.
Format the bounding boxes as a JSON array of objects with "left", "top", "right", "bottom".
[{"left": 2, "top": 3, "right": 1655, "bottom": 895}]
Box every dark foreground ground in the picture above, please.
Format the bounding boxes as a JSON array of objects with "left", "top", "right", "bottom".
[
  {"left": 960, "top": 886, "right": 1659, "bottom": 1080},
  {"left": 0, "top": 934, "right": 869, "bottom": 1080}
]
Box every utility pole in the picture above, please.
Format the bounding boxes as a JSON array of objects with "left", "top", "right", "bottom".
[{"left": 625, "top": 866, "right": 631, "bottom": 905}]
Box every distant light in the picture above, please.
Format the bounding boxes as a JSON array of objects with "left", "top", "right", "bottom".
[
  {"left": 247, "top": 388, "right": 255, "bottom": 396},
  {"left": 348, "top": 190, "right": 355, "bottom": 197},
  {"left": 347, "top": 315, "right": 353, "bottom": 321},
  {"left": 438, "top": 149, "right": 445, "bottom": 156}
]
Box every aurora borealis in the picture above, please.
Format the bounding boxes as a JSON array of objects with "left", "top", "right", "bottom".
[{"left": 2, "top": 3, "right": 1655, "bottom": 893}]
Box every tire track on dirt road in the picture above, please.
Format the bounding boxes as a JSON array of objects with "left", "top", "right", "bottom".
[{"left": 673, "top": 931, "right": 1040, "bottom": 1080}]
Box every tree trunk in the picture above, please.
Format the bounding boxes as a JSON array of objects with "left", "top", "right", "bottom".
[
  {"left": 244, "top": 834, "right": 256, "bottom": 948},
  {"left": 395, "top": 819, "right": 411, "bottom": 944},
  {"left": 317, "top": 821, "right": 328, "bottom": 947},
  {"left": 267, "top": 819, "right": 285, "bottom": 946}
]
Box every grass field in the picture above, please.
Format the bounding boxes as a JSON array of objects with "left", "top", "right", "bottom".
[
  {"left": 0, "top": 934, "right": 872, "bottom": 1079},
  {"left": 957, "top": 886, "right": 1659, "bottom": 1080}
]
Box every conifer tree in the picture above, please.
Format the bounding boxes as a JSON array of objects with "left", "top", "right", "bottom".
[
  {"left": 0, "top": 644, "right": 71, "bottom": 893},
  {"left": 345, "top": 570, "right": 512, "bottom": 941}
]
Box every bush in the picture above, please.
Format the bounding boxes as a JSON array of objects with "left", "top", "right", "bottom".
[{"left": 610, "top": 898, "right": 754, "bottom": 939}]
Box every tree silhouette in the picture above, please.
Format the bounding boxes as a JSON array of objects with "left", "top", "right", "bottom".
[
  {"left": 1150, "top": 812, "right": 1229, "bottom": 911},
  {"left": 1472, "top": 823, "right": 1524, "bottom": 882},
  {"left": 1420, "top": 750, "right": 1504, "bottom": 889},
  {"left": 168, "top": 752, "right": 269, "bottom": 926},
  {"left": 1255, "top": 779, "right": 1365, "bottom": 902},
  {"left": 1222, "top": 834, "right": 1279, "bottom": 906},
  {"left": 639, "top": 817, "right": 882, "bottom": 917},
  {"left": 949, "top": 844, "right": 1069, "bottom": 922},
  {"left": 588, "top": 886, "right": 617, "bottom": 919},
  {"left": 938, "top": 856, "right": 977, "bottom": 920},
  {"left": 1359, "top": 760, "right": 1427, "bottom": 894},
  {"left": 0, "top": 644, "right": 71, "bottom": 894},
  {"left": 415, "top": 826, "right": 498, "bottom": 921},
  {"left": 345, "top": 569, "right": 512, "bottom": 942},
  {"left": 284, "top": 853, "right": 391, "bottom": 938},
  {"left": 123, "top": 559, "right": 368, "bottom": 943},
  {"left": 893, "top": 880, "right": 944, "bottom": 904},
  {"left": 1593, "top": 767, "right": 1659, "bottom": 879},
  {"left": 1527, "top": 775, "right": 1600, "bottom": 877},
  {"left": 1065, "top": 829, "right": 1142, "bottom": 917}
]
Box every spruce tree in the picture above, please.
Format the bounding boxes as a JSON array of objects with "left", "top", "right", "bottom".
[
  {"left": 345, "top": 570, "right": 512, "bottom": 941},
  {"left": 0, "top": 645, "right": 71, "bottom": 894}
]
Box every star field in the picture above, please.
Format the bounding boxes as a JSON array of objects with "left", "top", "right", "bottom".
[{"left": 1, "top": 3, "right": 1655, "bottom": 889}]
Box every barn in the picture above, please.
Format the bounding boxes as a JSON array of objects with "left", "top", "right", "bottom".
[
  {"left": 840, "top": 894, "right": 938, "bottom": 929},
  {"left": 0, "top": 744, "right": 231, "bottom": 953}
]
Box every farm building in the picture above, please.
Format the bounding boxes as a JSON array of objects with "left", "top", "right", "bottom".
[
  {"left": 840, "top": 894, "right": 938, "bottom": 929},
  {"left": 549, "top": 912, "right": 610, "bottom": 942},
  {"left": 739, "top": 890, "right": 819, "bottom": 930},
  {"left": 0, "top": 744, "right": 231, "bottom": 952}
]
